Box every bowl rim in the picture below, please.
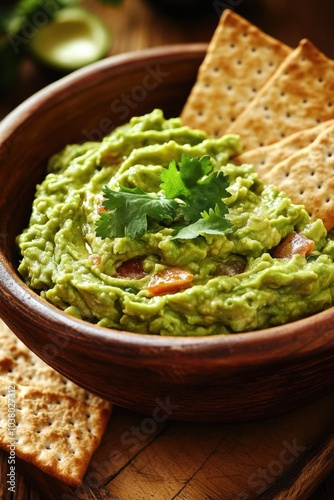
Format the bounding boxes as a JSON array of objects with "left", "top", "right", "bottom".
[
  {"left": 2, "top": 258, "right": 334, "bottom": 365},
  {"left": 1, "top": 43, "right": 334, "bottom": 365}
]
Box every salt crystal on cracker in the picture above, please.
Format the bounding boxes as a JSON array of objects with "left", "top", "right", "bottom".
[
  {"left": 181, "top": 9, "right": 291, "bottom": 137},
  {"left": 227, "top": 39, "right": 334, "bottom": 150}
]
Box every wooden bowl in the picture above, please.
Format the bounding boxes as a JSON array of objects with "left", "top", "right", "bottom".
[{"left": 1, "top": 45, "right": 334, "bottom": 423}]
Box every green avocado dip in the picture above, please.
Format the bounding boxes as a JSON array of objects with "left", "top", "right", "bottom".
[{"left": 17, "top": 109, "right": 334, "bottom": 335}]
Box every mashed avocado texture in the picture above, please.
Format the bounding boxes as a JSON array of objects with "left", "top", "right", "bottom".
[{"left": 17, "top": 109, "right": 334, "bottom": 335}]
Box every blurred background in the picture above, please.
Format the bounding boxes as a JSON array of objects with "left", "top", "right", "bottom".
[
  {"left": 1, "top": 0, "right": 334, "bottom": 119},
  {"left": 1, "top": 1, "right": 334, "bottom": 498}
]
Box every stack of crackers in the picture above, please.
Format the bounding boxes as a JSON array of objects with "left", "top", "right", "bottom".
[
  {"left": 181, "top": 9, "right": 334, "bottom": 231},
  {"left": 0, "top": 318, "right": 112, "bottom": 487}
]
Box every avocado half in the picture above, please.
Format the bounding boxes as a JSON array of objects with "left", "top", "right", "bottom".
[{"left": 28, "top": 7, "right": 111, "bottom": 72}]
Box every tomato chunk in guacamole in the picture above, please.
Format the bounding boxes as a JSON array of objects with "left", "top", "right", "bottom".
[{"left": 17, "top": 109, "right": 334, "bottom": 335}]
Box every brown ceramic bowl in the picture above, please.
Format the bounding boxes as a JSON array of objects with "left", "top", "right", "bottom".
[{"left": 1, "top": 45, "right": 334, "bottom": 423}]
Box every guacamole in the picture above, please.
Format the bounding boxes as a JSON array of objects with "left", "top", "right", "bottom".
[{"left": 17, "top": 109, "right": 334, "bottom": 335}]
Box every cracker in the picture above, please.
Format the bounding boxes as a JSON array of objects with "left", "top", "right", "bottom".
[
  {"left": 227, "top": 39, "right": 334, "bottom": 150},
  {"left": 234, "top": 120, "right": 334, "bottom": 177},
  {"left": 0, "top": 319, "right": 110, "bottom": 410},
  {"left": 260, "top": 123, "right": 334, "bottom": 230},
  {"left": 0, "top": 319, "right": 112, "bottom": 485},
  {"left": 0, "top": 380, "right": 110, "bottom": 486},
  {"left": 180, "top": 9, "right": 291, "bottom": 136}
]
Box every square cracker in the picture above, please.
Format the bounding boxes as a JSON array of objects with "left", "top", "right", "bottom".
[
  {"left": 234, "top": 120, "right": 334, "bottom": 178},
  {"left": 0, "top": 319, "right": 112, "bottom": 485},
  {"left": 0, "top": 380, "right": 111, "bottom": 487},
  {"left": 0, "top": 319, "right": 110, "bottom": 410},
  {"left": 260, "top": 123, "right": 334, "bottom": 230},
  {"left": 227, "top": 39, "right": 334, "bottom": 150},
  {"left": 180, "top": 9, "right": 291, "bottom": 136}
]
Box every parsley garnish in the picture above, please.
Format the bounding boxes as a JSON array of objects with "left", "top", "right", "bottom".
[{"left": 96, "top": 155, "right": 233, "bottom": 240}]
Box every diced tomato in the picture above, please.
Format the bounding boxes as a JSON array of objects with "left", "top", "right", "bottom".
[
  {"left": 115, "top": 259, "right": 147, "bottom": 280},
  {"left": 97, "top": 196, "right": 109, "bottom": 214},
  {"left": 98, "top": 205, "right": 108, "bottom": 213},
  {"left": 97, "top": 200, "right": 108, "bottom": 214},
  {"left": 272, "top": 231, "right": 315, "bottom": 259},
  {"left": 147, "top": 267, "right": 194, "bottom": 295}
]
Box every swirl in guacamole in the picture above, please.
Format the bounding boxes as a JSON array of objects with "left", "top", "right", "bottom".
[{"left": 17, "top": 109, "right": 334, "bottom": 335}]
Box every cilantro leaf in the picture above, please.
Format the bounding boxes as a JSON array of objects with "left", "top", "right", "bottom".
[
  {"left": 177, "top": 170, "right": 231, "bottom": 224},
  {"left": 178, "top": 154, "right": 212, "bottom": 187},
  {"left": 173, "top": 205, "right": 233, "bottom": 240},
  {"left": 161, "top": 155, "right": 231, "bottom": 223},
  {"left": 159, "top": 159, "right": 189, "bottom": 199},
  {"left": 160, "top": 154, "right": 212, "bottom": 197},
  {"left": 96, "top": 154, "right": 233, "bottom": 241},
  {"left": 96, "top": 185, "right": 177, "bottom": 239}
]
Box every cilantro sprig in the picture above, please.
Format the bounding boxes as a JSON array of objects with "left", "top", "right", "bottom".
[
  {"left": 96, "top": 186, "right": 178, "bottom": 239},
  {"left": 96, "top": 154, "right": 233, "bottom": 240}
]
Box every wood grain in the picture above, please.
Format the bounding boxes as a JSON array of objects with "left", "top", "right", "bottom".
[
  {"left": 2, "top": 0, "right": 334, "bottom": 498},
  {"left": 1, "top": 392, "right": 334, "bottom": 499},
  {"left": 258, "top": 420, "right": 334, "bottom": 499}
]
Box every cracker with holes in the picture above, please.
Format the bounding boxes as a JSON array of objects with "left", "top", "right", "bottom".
[
  {"left": 260, "top": 123, "right": 334, "bottom": 230},
  {"left": 180, "top": 9, "right": 291, "bottom": 136},
  {"left": 0, "top": 319, "right": 112, "bottom": 485},
  {"left": 227, "top": 39, "right": 334, "bottom": 150},
  {"left": 0, "top": 319, "right": 110, "bottom": 409},
  {"left": 234, "top": 119, "right": 334, "bottom": 177},
  {"left": 0, "top": 380, "right": 110, "bottom": 486}
]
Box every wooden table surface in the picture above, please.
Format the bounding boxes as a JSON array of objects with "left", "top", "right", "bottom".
[{"left": 2, "top": 1, "right": 334, "bottom": 498}]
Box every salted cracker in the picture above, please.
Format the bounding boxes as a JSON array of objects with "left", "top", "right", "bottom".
[
  {"left": 234, "top": 120, "right": 334, "bottom": 177},
  {"left": 0, "top": 319, "right": 110, "bottom": 410},
  {"left": 260, "top": 123, "right": 334, "bottom": 230},
  {"left": 0, "top": 319, "right": 112, "bottom": 485},
  {"left": 181, "top": 9, "right": 291, "bottom": 136},
  {"left": 227, "top": 39, "right": 334, "bottom": 150},
  {"left": 0, "top": 380, "right": 110, "bottom": 486}
]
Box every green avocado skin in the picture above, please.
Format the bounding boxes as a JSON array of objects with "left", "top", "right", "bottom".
[{"left": 17, "top": 110, "right": 334, "bottom": 335}]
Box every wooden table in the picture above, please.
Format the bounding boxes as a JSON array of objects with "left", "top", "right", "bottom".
[
  {"left": 1, "top": 1, "right": 334, "bottom": 498},
  {"left": 0, "top": 393, "right": 334, "bottom": 499}
]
